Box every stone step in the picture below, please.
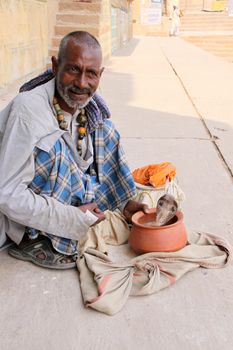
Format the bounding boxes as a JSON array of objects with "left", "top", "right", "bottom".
[
  {"left": 191, "top": 36, "right": 233, "bottom": 40},
  {"left": 181, "top": 12, "right": 231, "bottom": 19},
  {"left": 178, "top": 2, "right": 232, "bottom": 62},
  {"left": 180, "top": 25, "right": 233, "bottom": 30},
  {"left": 190, "top": 45, "right": 233, "bottom": 50},
  {"left": 179, "top": 0, "right": 203, "bottom": 11},
  {"left": 49, "top": 48, "right": 58, "bottom": 58},
  {"left": 181, "top": 23, "right": 233, "bottom": 27},
  {"left": 55, "top": 24, "right": 99, "bottom": 37},
  {"left": 181, "top": 21, "right": 233, "bottom": 25},
  {"left": 59, "top": 1, "right": 101, "bottom": 13},
  {"left": 181, "top": 14, "right": 232, "bottom": 19},
  {"left": 51, "top": 35, "right": 63, "bottom": 48},
  {"left": 182, "top": 36, "right": 233, "bottom": 61},
  {"left": 49, "top": 47, "right": 60, "bottom": 58},
  {"left": 56, "top": 13, "right": 100, "bottom": 25},
  {"left": 181, "top": 18, "right": 233, "bottom": 23},
  {"left": 183, "top": 34, "right": 233, "bottom": 39},
  {"left": 189, "top": 44, "right": 233, "bottom": 49},
  {"left": 48, "top": 1, "right": 102, "bottom": 59},
  {"left": 184, "top": 37, "right": 233, "bottom": 44},
  {"left": 180, "top": 27, "right": 232, "bottom": 32},
  {"left": 178, "top": 11, "right": 233, "bottom": 31},
  {"left": 181, "top": 18, "right": 233, "bottom": 24},
  {"left": 180, "top": 23, "right": 233, "bottom": 30},
  {"left": 185, "top": 46, "right": 233, "bottom": 51},
  {"left": 202, "top": 41, "right": 233, "bottom": 44},
  {"left": 182, "top": 5, "right": 203, "bottom": 9},
  {"left": 199, "top": 50, "right": 233, "bottom": 60},
  {"left": 181, "top": 12, "right": 229, "bottom": 16}
]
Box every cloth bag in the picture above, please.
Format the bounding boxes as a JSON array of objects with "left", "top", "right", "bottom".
[
  {"left": 132, "top": 162, "right": 185, "bottom": 209},
  {"left": 77, "top": 211, "right": 232, "bottom": 316}
]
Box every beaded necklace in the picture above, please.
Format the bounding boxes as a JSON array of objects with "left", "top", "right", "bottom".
[{"left": 53, "top": 97, "right": 87, "bottom": 156}]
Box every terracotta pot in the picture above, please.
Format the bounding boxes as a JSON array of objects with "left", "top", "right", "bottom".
[{"left": 129, "top": 208, "right": 187, "bottom": 254}]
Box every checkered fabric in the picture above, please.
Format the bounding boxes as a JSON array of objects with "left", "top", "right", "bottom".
[{"left": 28, "top": 119, "right": 136, "bottom": 255}]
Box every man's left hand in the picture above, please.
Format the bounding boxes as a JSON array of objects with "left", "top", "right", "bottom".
[{"left": 123, "top": 199, "right": 150, "bottom": 223}]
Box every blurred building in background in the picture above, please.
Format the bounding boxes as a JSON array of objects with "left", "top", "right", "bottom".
[
  {"left": 0, "top": 0, "right": 134, "bottom": 93},
  {"left": 0, "top": 0, "right": 231, "bottom": 93}
]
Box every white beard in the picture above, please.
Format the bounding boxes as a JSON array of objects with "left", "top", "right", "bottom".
[{"left": 56, "top": 80, "right": 92, "bottom": 109}]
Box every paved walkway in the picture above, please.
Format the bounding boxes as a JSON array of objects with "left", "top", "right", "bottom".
[
  {"left": 180, "top": 30, "right": 233, "bottom": 36},
  {"left": 0, "top": 37, "right": 233, "bottom": 350}
]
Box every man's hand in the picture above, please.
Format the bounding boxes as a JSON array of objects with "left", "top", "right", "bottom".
[
  {"left": 78, "top": 202, "right": 105, "bottom": 225},
  {"left": 123, "top": 200, "right": 150, "bottom": 223}
]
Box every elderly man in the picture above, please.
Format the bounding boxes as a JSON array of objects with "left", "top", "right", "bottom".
[{"left": 0, "top": 31, "right": 148, "bottom": 268}]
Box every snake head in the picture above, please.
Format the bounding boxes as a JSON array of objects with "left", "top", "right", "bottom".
[{"left": 155, "top": 194, "right": 178, "bottom": 226}]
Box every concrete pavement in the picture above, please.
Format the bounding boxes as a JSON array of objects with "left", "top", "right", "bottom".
[{"left": 0, "top": 36, "right": 233, "bottom": 350}]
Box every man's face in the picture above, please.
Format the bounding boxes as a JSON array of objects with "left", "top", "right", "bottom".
[{"left": 52, "top": 40, "right": 104, "bottom": 110}]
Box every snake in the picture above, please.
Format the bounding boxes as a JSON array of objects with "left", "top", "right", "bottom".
[{"left": 145, "top": 194, "right": 178, "bottom": 227}]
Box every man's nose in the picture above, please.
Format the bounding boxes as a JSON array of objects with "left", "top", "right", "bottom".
[{"left": 75, "top": 72, "right": 88, "bottom": 89}]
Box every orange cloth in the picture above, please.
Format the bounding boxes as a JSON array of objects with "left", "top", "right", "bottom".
[{"left": 132, "top": 162, "right": 176, "bottom": 188}]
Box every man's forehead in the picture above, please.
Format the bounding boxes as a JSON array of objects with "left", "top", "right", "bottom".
[{"left": 63, "top": 40, "right": 102, "bottom": 64}]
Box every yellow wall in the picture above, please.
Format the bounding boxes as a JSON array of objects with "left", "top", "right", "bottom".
[
  {"left": 180, "top": 0, "right": 227, "bottom": 11},
  {"left": 0, "top": 0, "right": 57, "bottom": 92},
  {"left": 99, "top": 0, "right": 112, "bottom": 59},
  {"left": 207, "top": 0, "right": 227, "bottom": 11}
]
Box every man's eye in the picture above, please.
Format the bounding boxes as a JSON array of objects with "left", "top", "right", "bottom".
[
  {"left": 69, "top": 67, "right": 78, "bottom": 72},
  {"left": 88, "top": 71, "right": 97, "bottom": 77}
]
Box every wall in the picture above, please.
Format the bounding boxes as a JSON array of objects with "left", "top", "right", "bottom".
[
  {"left": 99, "top": 0, "right": 133, "bottom": 58},
  {"left": 99, "top": 0, "right": 112, "bottom": 59},
  {"left": 0, "top": 0, "right": 132, "bottom": 92},
  {"left": 179, "top": 0, "right": 227, "bottom": 11},
  {"left": 0, "top": 0, "right": 57, "bottom": 93}
]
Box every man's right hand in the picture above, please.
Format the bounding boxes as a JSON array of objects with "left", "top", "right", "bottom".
[{"left": 78, "top": 202, "right": 105, "bottom": 225}]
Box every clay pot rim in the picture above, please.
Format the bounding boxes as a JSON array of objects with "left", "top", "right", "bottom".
[{"left": 132, "top": 208, "right": 183, "bottom": 230}]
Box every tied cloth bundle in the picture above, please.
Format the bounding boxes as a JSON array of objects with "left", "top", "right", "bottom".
[
  {"left": 132, "top": 162, "right": 176, "bottom": 188},
  {"left": 77, "top": 211, "right": 232, "bottom": 316}
]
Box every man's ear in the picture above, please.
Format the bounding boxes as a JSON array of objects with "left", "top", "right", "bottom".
[
  {"left": 51, "top": 56, "right": 58, "bottom": 75},
  {"left": 100, "top": 67, "right": 105, "bottom": 76}
]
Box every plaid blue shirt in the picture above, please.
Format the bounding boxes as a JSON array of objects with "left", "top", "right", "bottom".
[{"left": 28, "top": 120, "right": 136, "bottom": 254}]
